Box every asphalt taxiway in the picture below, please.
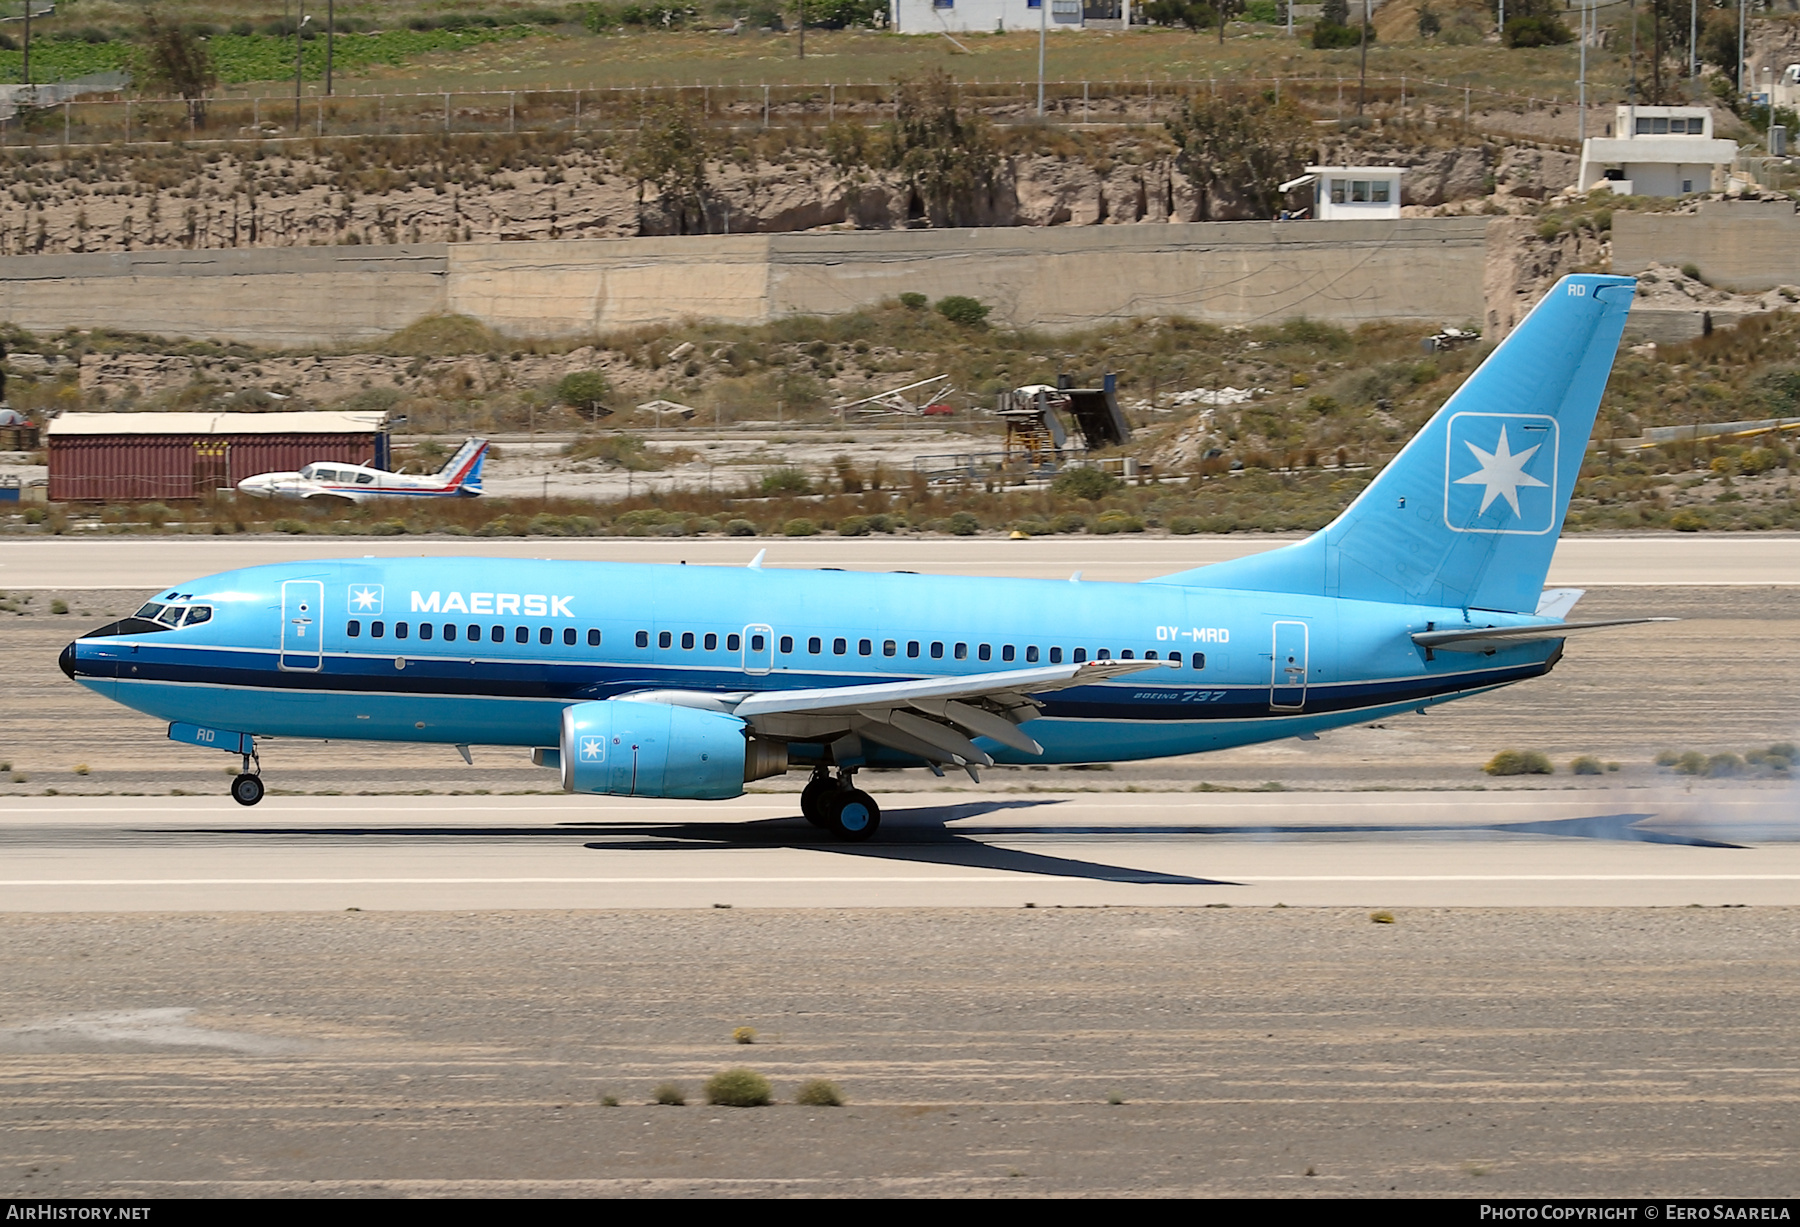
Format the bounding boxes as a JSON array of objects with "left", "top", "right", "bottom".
[{"left": 5, "top": 533, "right": 1800, "bottom": 587}]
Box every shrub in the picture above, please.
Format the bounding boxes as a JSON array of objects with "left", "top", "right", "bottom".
[
  {"left": 732, "top": 1026, "right": 757, "bottom": 1045},
  {"left": 73, "top": 763, "right": 89, "bottom": 776},
  {"left": 898, "top": 292, "right": 928, "bottom": 310},
  {"left": 1484, "top": 749, "right": 1553, "bottom": 776},
  {"left": 1369, "top": 910, "right": 1396, "bottom": 924},
  {"left": 783, "top": 518, "right": 820, "bottom": 537},
  {"left": 1570, "top": 755, "right": 1604, "bottom": 775},
  {"left": 557, "top": 371, "right": 613, "bottom": 418},
  {"left": 794, "top": 1078, "right": 844, "bottom": 1107},
  {"left": 652, "top": 1082, "right": 686, "bottom": 1106},
  {"left": 1310, "top": 20, "right": 1365, "bottom": 48},
  {"left": 761, "top": 467, "right": 813, "bottom": 495},
  {"left": 947, "top": 511, "right": 981, "bottom": 536},
  {"left": 1050, "top": 511, "right": 1089, "bottom": 534},
  {"left": 1704, "top": 752, "right": 1745, "bottom": 778},
  {"left": 934, "top": 296, "right": 990, "bottom": 328},
  {"left": 1680, "top": 263, "right": 1703, "bottom": 282},
  {"left": 1051, "top": 467, "right": 1121, "bottom": 500},
  {"left": 705, "top": 1068, "right": 773, "bottom": 1107},
  {"left": 50, "top": 600, "right": 68, "bottom": 614},
  {"left": 1503, "top": 13, "right": 1572, "bottom": 46},
  {"left": 1094, "top": 510, "right": 1145, "bottom": 534},
  {"left": 725, "top": 518, "right": 758, "bottom": 536},
  {"left": 836, "top": 515, "right": 871, "bottom": 537}
]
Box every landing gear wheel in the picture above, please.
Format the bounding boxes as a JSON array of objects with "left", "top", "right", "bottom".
[
  {"left": 800, "top": 777, "right": 836, "bottom": 829},
  {"left": 826, "top": 788, "right": 880, "bottom": 842},
  {"left": 230, "top": 773, "right": 265, "bottom": 807}
]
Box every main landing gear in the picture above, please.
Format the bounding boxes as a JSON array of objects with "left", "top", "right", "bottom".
[
  {"left": 800, "top": 767, "right": 881, "bottom": 842},
  {"left": 230, "top": 749, "right": 264, "bottom": 807}
]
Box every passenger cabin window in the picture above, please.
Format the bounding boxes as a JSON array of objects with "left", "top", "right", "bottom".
[
  {"left": 1049, "top": 647, "right": 1063, "bottom": 664},
  {"left": 977, "top": 644, "right": 991, "bottom": 662},
  {"left": 444, "top": 624, "right": 457, "bottom": 642},
  {"left": 727, "top": 634, "right": 741, "bottom": 651},
  {"left": 1097, "top": 649, "right": 1110, "bottom": 660},
  {"left": 779, "top": 636, "right": 793, "bottom": 653},
  {"left": 706, "top": 633, "right": 719, "bottom": 651},
  {"left": 563, "top": 628, "right": 576, "bottom": 646},
  {"left": 681, "top": 632, "right": 695, "bottom": 650},
  {"left": 658, "top": 631, "right": 673, "bottom": 649},
  {"left": 1072, "top": 648, "right": 1086, "bottom": 663},
  {"left": 1171, "top": 652, "right": 1184, "bottom": 666},
  {"left": 372, "top": 621, "right": 386, "bottom": 638},
  {"left": 1192, "top": 653, "right": 1205, "bottom": 669},
  {"left": 930, "top": 642, "right": 944, "bottom": 659},
  {"left": 859, "top": 639, "right": 872, "bottom": 656},
  {"left": 516, "top": 626, "right": 530, "bottom": 644},
  {"left": 907, "top": 641, "right": 921, "bottom": 658},
  {"left": 347, "top": 620, "right": 361, "bottom": 637},
  {"left": 490, "top": 626, "right": 504, "bottom": 643},
  {"left": 750, "top": 633, "right": 766, "bottom": 651},
  {"left": 467, "top": 624, "right": 480, "bottom": 642},
  {"left": 393, "top": 622, "right": 408, "bottom": 640},
  {"left": 954, "top": 643, "right": 967, "bottom": 660},
  {"left": 1001, "top": 645, "right": 1014, "bottom": 662},
  {"left": 809, "top": 637, "right": 823, "bottom": 654},
  {"left": 541, "top": 627, "right": 555, "bottom": 645},
  {"left": 833, "top": 638, "right": 847, "bottom": 655},
  {"left": 418, "top": 623, "right": 433, "bottom": 641},
  {"left": 1026, "top": 646, "right": 1039, "bottom": 663},
  {"left": 588, "top": 629, "right": 602, "bottom": 647},
  {"left": 883, "top": 640, "right": 897, "bottom": 657},
  {"left": 636, "top": 631, "right": 650, "bottom": 648}
]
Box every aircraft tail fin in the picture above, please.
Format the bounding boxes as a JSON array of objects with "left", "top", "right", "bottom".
[
  {"left": 1150, "top": 274, "right": 1636, "bottom": 614},
  {"left": 438, "top": 437, "right": 488, "bottom": 494}
]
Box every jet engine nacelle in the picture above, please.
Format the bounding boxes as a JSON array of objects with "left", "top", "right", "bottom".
[{"left": 558, "top": 699, "right": 785, "bottom": 800}]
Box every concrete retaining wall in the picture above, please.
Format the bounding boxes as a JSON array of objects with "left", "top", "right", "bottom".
[
  {"left": 1613, "top": 200, "right": 1800, "bottom": 292},
  {"left": 0, "top": 219, "right": 1492, "bottom": 347}
]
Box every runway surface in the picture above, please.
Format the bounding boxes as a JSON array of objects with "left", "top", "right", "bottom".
[
  {"left": 4, "top": 790, "right": 1796, "bottom": 911},
  {"left": 5, "top": 533, "right": 1800, "bottom": 587}
]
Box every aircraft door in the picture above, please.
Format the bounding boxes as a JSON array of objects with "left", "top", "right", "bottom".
[
  {"left": 1269, "top": 620, "right": 1308, "bottom": 710},
  {"left": 741, "top": 624, "right": 773, "bottom": 675},
  {"left": 281, "top": 580, "right": 324, "bottom": 671}
]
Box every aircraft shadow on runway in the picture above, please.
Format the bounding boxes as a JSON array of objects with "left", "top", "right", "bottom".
[{"left": 154, "top": 803, "right": 1745, "bottom": 888}]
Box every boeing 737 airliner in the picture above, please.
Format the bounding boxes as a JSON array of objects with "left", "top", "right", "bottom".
[{"left": 60, "top": 276, "right": 1664, "bottom": 840}]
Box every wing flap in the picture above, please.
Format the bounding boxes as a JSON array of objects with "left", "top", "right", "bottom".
[{"left": 729, "top": 658, "right": 1173, "bottom": 719}]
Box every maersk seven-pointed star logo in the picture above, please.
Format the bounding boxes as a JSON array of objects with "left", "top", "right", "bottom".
[
  {"left": 580, "top": 737, "right": 605, "bottom": 762},
  {"left": 1444, "top": 412, "right": 1558, "bottom": 535},
  {"left": 347, "top": 584, "right": 383, "bottom": 615}
]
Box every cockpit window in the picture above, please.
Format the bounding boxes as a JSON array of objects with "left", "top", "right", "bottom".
[
  {"left": 135, "top": 602, "right": 167, "bottom": 620},
  {"left": 182, "top": 605, "right": 213, "bottom": 626},
  {"left": 355, "top": 471, "right": 375, "bottom": 484},
  {"left": 155, "top": 605, "right": 185, "bottom": 626},
  {"left": 299, "top": 465, "right": 316, "bottom": 480}
]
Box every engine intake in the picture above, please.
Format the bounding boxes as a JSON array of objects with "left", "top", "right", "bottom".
[{"left": 558, "top": 699, "right": 785, "bottom": 800}]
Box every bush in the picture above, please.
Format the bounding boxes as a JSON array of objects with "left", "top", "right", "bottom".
[
  {"left": 705, "top": 1068, "right": 772, "bottom": 1107},
  {"left": 1310, "top": 20, "right": 1365, "bottom": 48},
  {"left": 934, "top": 296, "right": 990, "bottom": 328},
  {"left": 947, "top": 511, "right": 981, "bottom": 536},
  {"left": 1503, "top": 14, "right": 1572, "bottom": 46},
  {"left": 1051, "top": 467, "right": 1122, "bottom": 501},
  {"left": 836, "top": 515, "right": 872, "bottom": 536},
  {"left": 652, "top": 1082, "right": 686, "bottom": 1106},
  {"left": 760, "top": 467, "right": 813, "bottom": 495},
  {"left": 1094, "top": 510, "right": 1146, "bottom": 534},
  {"left": 557, "top": 371, "right": 613, "bottom": 418},
  {"left": 1484, "top": 749, "right": 1553, "bottom": 776},
  {"left": 1570, "top": 755, "right": 1605, "bottom": 775},
  {"left": 50, "top": 600, "right": 68, "bottom": 614},
  {"left": 732, "top": 1026, "right": 757, "bottom": 1045},
  {"left": 783, "top": 518, "right": 820, "bottom": 536},
  {"left": 898, "top": 292, "right": 928, "bottom": 310},
  {"left": 725, "top": 518, "right": 758, "bottom": 536},
  {"left": 794, "top": 1078, "right": 844, "bottom": 1107}
]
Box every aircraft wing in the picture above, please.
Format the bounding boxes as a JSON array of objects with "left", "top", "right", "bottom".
[
  {"left": 734, "top": 659, "right": 1174, "bottom": 770},
  {"left": 1412, "top": 617, "right": 1676, "bottom": 654}
]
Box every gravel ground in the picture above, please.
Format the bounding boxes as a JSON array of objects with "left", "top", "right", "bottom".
[{"left": 2, "top": 907, "right": 1796, "bottom": 1198}]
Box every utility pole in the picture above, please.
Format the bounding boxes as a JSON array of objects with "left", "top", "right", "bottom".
[
  {"left": 1357, "top": 0, "right": 1369, "bottom": 116},
  {"left": 1037, "top": 0, "right": 1046, "bottom": 116},
  {"left": 22, "top": 0, "right": 29, "bottom": 89},
  {"left": 1738, "top": 0, "right": 1747, "bottom": 104},
  {"left": 326, "top": 0, "right": 335, "bottom": 96},
  {"left": 1578, "top": 0, "right": 1588, "bottom": 147},
  {"left": 798, "top": 0, "right": 805, "bottom": 59},
  {"left": 295, "top": 10, "right": 311, "bottom": 130},
  {"left": 1691, "top": 0, "right": 1698, "bottom": 84}
]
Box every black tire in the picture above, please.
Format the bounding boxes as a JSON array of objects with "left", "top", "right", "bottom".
[
  {"left": 826, "top": 788, "right": 880, "bottom": 842},
  {"left": 800, "top": 778, "right": 835, "bottom": 828},
  {"left": 230, "top": 773, "right": 265, "bottom": 807}
]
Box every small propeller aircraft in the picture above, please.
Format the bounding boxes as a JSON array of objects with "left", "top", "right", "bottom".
[
  {"left": 236, "top": 438, "right": 488, "bottom": 504},
  {"left": 62, "top": 277, "right": 1668, "bottom": 839}
]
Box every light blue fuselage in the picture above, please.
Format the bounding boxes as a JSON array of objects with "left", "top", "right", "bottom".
[{"left": 67, "top": 556, "right": 1556, "bottom": 767}]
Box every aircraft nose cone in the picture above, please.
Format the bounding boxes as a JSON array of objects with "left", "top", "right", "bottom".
[{"left": 58, "top": 641, "right": 76, "bottom": 680}]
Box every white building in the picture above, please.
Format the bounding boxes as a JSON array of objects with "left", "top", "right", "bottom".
[
  {"left": 1280, "top": 166, "right": 1406, "bottom": 220},
  {"left": 1577, "top": 106, "right": 1737, "bottom": 197},
  {"left": 890, "top": 0, "right": 1126, "bottom": 34}
]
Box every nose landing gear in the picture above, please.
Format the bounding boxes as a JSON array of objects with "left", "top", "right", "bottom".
[{"left": 799, "top": 767, "right": 881, "bottom": 841}]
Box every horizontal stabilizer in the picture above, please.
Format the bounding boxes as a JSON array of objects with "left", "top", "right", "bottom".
[
  {"left": 1535, "top": 588, "right": 1586, "bottom": 618},
  {"left": 1412, "top": 617, "right": 1676, "bottom": 653}
]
